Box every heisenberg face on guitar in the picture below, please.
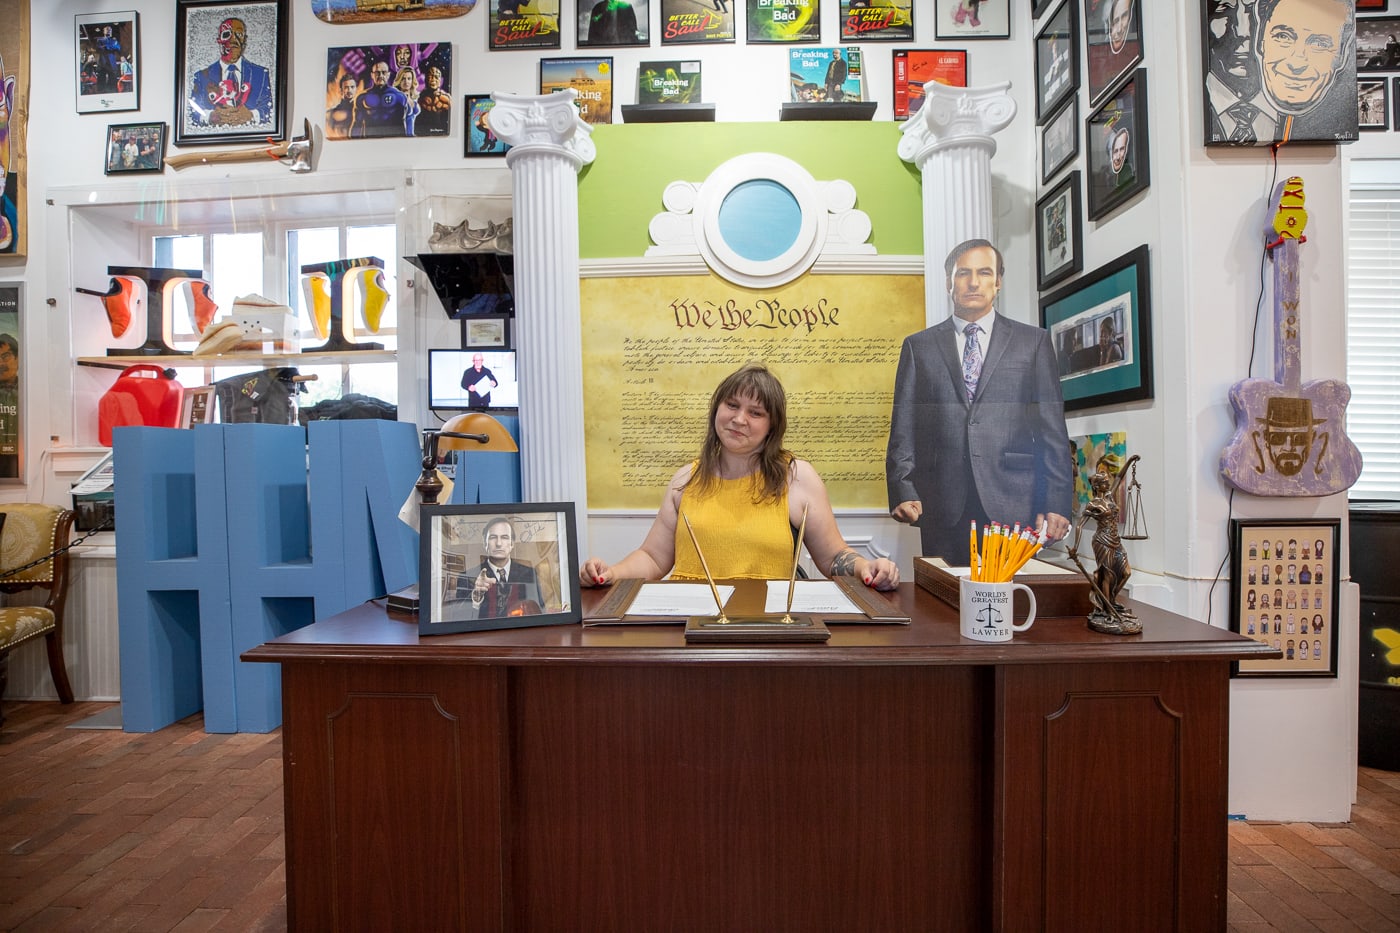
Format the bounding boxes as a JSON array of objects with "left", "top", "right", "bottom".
[{"left": 1219, "top": 175, "right": 1362, "bottom": 497}]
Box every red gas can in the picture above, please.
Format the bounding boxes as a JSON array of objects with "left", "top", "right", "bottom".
[{"left": 98, "top": 365, "right": 185, "bottom": 445}]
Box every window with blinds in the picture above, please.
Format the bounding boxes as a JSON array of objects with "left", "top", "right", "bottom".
[{"left": 1347, "top": 189, "right": 1400, "bottom": 500}]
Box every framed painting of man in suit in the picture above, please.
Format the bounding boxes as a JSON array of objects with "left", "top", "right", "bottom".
[
  {"left": 173, "top": 0, "right": 287, "bottom": 147},
  {"left": 1039, "top": 244, "right": 1153, "bottom": 412},
  {"left": 1202, "top": 0, "right": 1357, "bottom": 147},
  {"left": 420, "top": 503, "right": 582, "bottom": 635}
]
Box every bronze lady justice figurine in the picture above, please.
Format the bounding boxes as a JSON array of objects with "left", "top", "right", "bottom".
[{"left": 1067, "top": 454, "right": 1142, "bottom": 635}]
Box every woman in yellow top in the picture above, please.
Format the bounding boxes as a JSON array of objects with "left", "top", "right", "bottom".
[{"left": 579, "top": 362, "right": 900, "bottom": 590}]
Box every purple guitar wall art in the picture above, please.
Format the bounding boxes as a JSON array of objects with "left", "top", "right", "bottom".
[{"left": 1219, "top": 176, "right": 1361, "bottom": 497}]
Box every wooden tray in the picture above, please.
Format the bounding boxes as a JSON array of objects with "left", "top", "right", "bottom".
[{"left": 914, "top": 556, "right": 1094, "bottom": 618}]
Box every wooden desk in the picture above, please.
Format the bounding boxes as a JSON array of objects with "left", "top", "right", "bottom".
[{"left": 244, "top": 583, "right": 1275, "bottom": 932}]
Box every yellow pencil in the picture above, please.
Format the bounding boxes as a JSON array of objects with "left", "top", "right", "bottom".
[{"left": 969, "top": 520, "right": 980, "bottom": 581}]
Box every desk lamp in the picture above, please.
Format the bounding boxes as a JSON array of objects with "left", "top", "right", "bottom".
[{"left": 415, "top": 411, "right": 518, "bottom": 506}]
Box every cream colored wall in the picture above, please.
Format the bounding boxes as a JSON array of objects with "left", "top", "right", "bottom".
[{"left": 10, "top": 0, "right": 1397, "bottom": 823}]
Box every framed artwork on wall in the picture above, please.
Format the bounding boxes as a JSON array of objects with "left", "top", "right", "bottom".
[
  {"left": 173, "top": 0, "right": 288, "bottom": 147},
  {"left": 465, "top": 95, "right": 511, "bottom": 156},
  {"left": 934, "top": 0, "right": 1010, "bottom": 39},
  {"left": 418, "top": 503, "right": 582, "bottom": 635},
  {"left": 1360, "top": 78, "right": 1389, "bottom": 130},
  {"left": 1229, "top": 518, "right": 1340, "bottom": 679},
  {"left": 1358, "top": 16, "right": 1400, "bottom": 71},
  {"left": 1041, "top": 94, "right": 1078, "bottom": 184},
  {"left": 841, "top": 0, "right": 914, "bottom": 41},
  {"left": 324, "top": 44, "right": 454, "bottom": 140},
  {"left": 540, "top": 57, "right": 614, "bottom": 125},
  {"left": 1085, "top": 67, "right": 1149, "bottom": 221},
  {"left": 75, "top": 11, "right": 139, "bottom": 114},
  {"left": 746, "top": 0, "right": 821, "bottom": 42},
  {"left": 577, "top": 0, "right": 650, "bottom": 46},
  {"left": 1035, "top": 0, "right": 1079, "bottom": 123},
  {"left": 1039, "top": 243, "right": 1152, "bottom": 413},
  {"left": 462, "top": 315, "right": 512, "bottom": 350},
  {"left": 1036, "top": 170, "right": 1083, "bottom": 291},
  {"left": 1083, "top": 0, "right": 1141, "bottom": 107},
  {"left": 1204, "top": 0, "right": 1357, "bottom": 146},
  {"left": 1358, "top": 0, "right": 1389, "bottom": 10},
  {"left": 892, "top": 49, "right": 968, "bottom": 120},
  {"left": 103, "top": 121, "right": 165, "bottom": 174},
  {"left": 0, "top": 283, "right": 20, "bottom": 481}
]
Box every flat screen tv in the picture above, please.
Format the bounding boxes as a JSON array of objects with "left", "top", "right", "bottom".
[{"left": 428, "top": 349, "right": 519, "bottom": 410}]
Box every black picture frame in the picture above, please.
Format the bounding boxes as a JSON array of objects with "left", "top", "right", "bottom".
[
  {"left": 464, "top": 94, "right": 511, "bottom": 156},
  {"left": 1039, "top": 243, "right": 1152, "bottom": 412},
  {"left": 1229, "top": 518, "right": 1340, "bottom": 679},
  {"left": 1083, "top": 0, "right": 1142, "bottom": 107},
  {"left": 1041, "top": 94, "right": 1079, "bottom": 184},
  {"left": 1036, "top": 170, "right": 1083, "bottom": 291},
  {"left": 1035, "top": 0, "right": 1080, "bottom": 124},
  {"left": 1205, "top": 0, "right": 1358, "bottom": 146},
  {"left": 1360, "top": 78, "right": 1390, "bottom": 130},
  {"left": 1358, "top": 16, "right": 1400, "bottom": 72},
  {"left": 461, "top": 315, "right": 512, "bottom": 350},
  {"left": 104, "top": 121, "right": 166, "bottom": 174},
  {"left": 172, "top": 0, "right": 288, "bottom": 148},
  {"left": 576, "top": 0, "right": 650, "bottom": 46},
  {"left": 419, "top": 503, "right": 582, "bottom": 635},
  {"left": 1394, "top": 76, "right": 1400, "bottom": 128},
  {"left": 934, "top": 0, "right": 1010, "bottom": 40},
  {"left": 75, "top": 11, "right": 139, "bottom": 114},
  {"left": 1085, "top": 67, "right": 1149, "bottom": 221},
  {"left": 1359, "top": 0, "right": 1390, "bottom": 11},
  {"left": 0, "top": 283, "right": 22, "bottom": 482}
]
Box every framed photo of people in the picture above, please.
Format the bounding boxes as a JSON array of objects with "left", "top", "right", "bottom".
[
  {"left": 1041, "top": 95, "right": 1078, "bottom": 184},
  {"left": 104, "top": 122, "right": 166, "bottom": 174},
  {"left": 1035, "top": 0, "right": 1079, "bottom": 123},
  {"left": 1085, "top": 68, "right": 1150, "bottom": 221},
  {"left": 418, "top": 503, "right": 582, "bottom": 635},
  {"left": 0, "top": 284, "right": 21, "bottom": 481},
  {"left": 1359, "top": 78, "right": 1389, "bottom": 131},
  {"left": 173, "top": 0, "right": 288, "bottom": 147},
  {"left": 1036, "top": 171, "right": 1083, "bottom": 291},
  {"left": 75, "top": 11, "right": 139, "bottom": 114},
  {"left": 1229, "top": 518, "right": 1340, "bottom": 679},
  {"left": 1204, "top": 0, "right": 1358, "bottom": 146},
  {"left": 1083, "top": 0, "right": 1141, "bottom": 107},
  {"left": 1038, "top": 243, "right": 1152, "bottom": 412},
  {"left": 1357, "top": 16, "right": 1400, "bottom": 72}
]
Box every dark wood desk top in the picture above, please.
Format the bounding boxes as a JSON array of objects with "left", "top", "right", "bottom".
[{"left": 244, "top": 581, "right": 1278, "bottom": 667}]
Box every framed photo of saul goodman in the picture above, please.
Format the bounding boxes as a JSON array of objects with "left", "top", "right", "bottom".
[{"left": 419, "top": 503, "right": 582, "bottom": 635}]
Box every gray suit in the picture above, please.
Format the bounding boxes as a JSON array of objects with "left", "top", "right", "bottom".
[{"left": 886, "top": 313, "right": 1073, "bottom": 560}]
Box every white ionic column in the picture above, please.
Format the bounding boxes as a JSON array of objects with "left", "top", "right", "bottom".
[
  {"left": 490, "top": 92, "right": 596, "bottom": 547},
  {"left": 897, "top": 83, "right": 1016, "bottom": 326}
]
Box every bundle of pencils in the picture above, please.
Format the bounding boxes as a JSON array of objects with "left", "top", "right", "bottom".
[{"left": 969, "top": 520, "right": 1046, "bottom": 582}]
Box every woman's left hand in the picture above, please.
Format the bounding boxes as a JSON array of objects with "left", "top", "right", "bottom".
[{"left": 861, "top": 557, "right": 900, "bottom": 591}]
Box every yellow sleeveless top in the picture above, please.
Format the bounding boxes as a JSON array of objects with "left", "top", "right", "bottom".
[{"left": 672, "top": 471, "right": 793, "bottom": 581}]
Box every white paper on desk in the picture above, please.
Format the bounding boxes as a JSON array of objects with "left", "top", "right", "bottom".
[
  {"left": 764, "top": 580, "right": 863, "bottom": 614},
  {"left": 628, "top": 582, "right": 734, "bottom": 616}
]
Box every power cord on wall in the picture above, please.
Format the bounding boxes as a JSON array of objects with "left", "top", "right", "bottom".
[{"left": 1204, "top": 143, "right": 1283, "bottom": 628}]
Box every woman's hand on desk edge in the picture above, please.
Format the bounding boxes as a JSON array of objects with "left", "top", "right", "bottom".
[{"left": 580, "top": 555, "right": 902, "bottom": 591}]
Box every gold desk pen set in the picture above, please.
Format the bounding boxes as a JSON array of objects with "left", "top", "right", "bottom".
[{"left": 681, "top": 505, "right": 831, "bottom": 643}]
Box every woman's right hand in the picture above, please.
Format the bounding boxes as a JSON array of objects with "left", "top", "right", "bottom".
[{"left": 579, "top": 557, "right": 613, "bottom": 588}]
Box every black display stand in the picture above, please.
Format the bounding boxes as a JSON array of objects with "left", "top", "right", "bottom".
[
  {"left": 621, "top": 103, "right": 717, "bottom": 124},
  {"left": 779, "top": 102, "right": 878, "bottom": 122}
]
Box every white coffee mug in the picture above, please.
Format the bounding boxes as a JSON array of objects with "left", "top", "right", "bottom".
[{"left": 959, "top": 577, "right": 1037, "bottom": 643}]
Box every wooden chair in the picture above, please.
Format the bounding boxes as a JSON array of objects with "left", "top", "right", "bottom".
[{"left": 0, "top": 505, "right": 76, "bottom": 726}]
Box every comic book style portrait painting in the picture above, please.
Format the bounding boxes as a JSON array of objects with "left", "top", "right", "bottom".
[
  {"left": 1203, "top": 0, "right": 1358, "bottom": 146},
  {"left": 326, "top": 43, "right": 453, "bottom": 139},
  {"left": 174, "top": 0, "right": 288, "bottom": 146}
]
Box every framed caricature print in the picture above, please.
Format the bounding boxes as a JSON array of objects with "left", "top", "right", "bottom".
[{"left": 173, "top": 0, "right": 288, "bottom": 147}]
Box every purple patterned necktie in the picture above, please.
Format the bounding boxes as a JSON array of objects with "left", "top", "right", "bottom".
[{"left": 962, "top": 322, "right": 983, "bottom": 402}]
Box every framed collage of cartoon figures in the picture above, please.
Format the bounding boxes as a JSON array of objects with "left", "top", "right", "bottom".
[{"left": 1229, "top": 518, "right": 1340, "bottom": 678}]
